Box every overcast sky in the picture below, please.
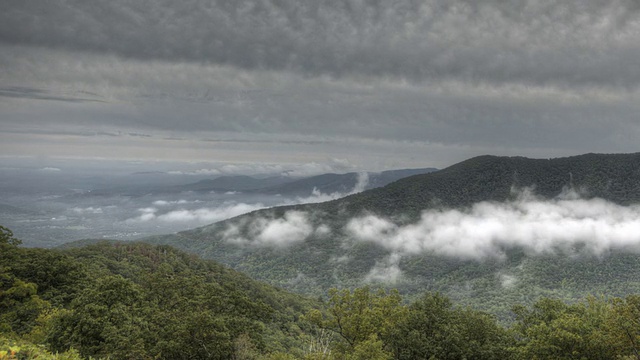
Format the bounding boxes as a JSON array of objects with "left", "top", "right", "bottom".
[{"left": 1, "top": 0, "right": 639, "bottom": 173}]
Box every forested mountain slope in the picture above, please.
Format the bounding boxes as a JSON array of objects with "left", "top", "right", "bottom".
[{"left": 145, "top": 153, "right": 640, "bottom": 319}]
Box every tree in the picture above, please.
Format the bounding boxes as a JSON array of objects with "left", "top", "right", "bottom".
[
  {"left": 304, "top": 287, "right": 407, "bottom": 358},
  {"left": 0, "top": 268, "right": 50, "bottom": 335},
  {"left": 391, "top": 293, "right": 511, "bottom": 360},
  {"left": 511, "top": 297, "right": 620, "bottom": 360},
  {"left": 605, "top": 295, "right": 640, "bottom": 359},
  {"left": 47, "top": 275, "right": 152, "bottom": 359},
  {"left": 0, "top": 226, "right": 21, "bottom": 247}
]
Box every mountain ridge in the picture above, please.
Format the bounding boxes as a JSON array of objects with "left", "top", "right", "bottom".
[
  {"left": 334, "top": 152, "right": 640, "bottom": 217},
  {"left": 69, "top": 168, "right": 437, "bottom": 198}
]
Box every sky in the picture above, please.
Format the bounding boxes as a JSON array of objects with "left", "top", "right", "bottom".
[{"left": 1, "top": 0, "right": 640, "bottom": 173}]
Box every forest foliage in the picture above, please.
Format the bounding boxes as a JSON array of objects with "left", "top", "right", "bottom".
[{"left": 4, "top": 226, "right": 640, "bottom": 359}]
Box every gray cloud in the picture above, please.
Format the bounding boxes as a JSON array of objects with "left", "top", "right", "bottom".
[
  {"left": 2, "top": 43, "right": 637, "bottom": 155},
  {"left": 124, "top": 176, "right": 369, "bottom": 228},
  {"left": 2, "top": 0, "right": 640, "bottom": 88}
]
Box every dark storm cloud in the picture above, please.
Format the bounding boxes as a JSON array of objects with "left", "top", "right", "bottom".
[{"left": 2, "top": 0, "right": 640, "bottom": 88}]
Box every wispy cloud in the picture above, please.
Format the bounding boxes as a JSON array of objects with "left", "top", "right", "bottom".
[
  {"left": 38, "top": 167, "right": 62, "bottom": 172},
  {"left": 71, "top": 206, "right": 103, "bottom": 214},
  {"left": 223, "top": 210, "right": 316, "bottom": 247},
  {"left": 125, "top": 203, "right": 265, "bottom": 224},
  {"left": 364, "top": 253, "right": 403, "bottom": 284},
  {"left": 123, "top": 175, "right": 369, "bottom": 229},
  {"left": 0, "top": 86, "right": 105, "bottom": 103}
]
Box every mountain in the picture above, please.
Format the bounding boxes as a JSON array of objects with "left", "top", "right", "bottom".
[
  {"left": 143, "top": 153, "right": 640, "bottom": 318},
  {"left": 0, "top": 202, "right": 40, "bottom": 216},
  {"left": 257, "top": 168, "right": 438, "bottom": 197},
  {"left": 71, "top": 168, "right": 436, "bottom": 198},
  {"left": 74, "top": 175, "right": 293, "bottom": 197},
  {"left": 171, "top": 175, "right": 292, "bottom": 193},
  {"left": 337, "top": 153, "right": 640, "bottom": 217}
]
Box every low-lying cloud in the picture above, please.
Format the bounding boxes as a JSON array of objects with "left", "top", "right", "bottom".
[
  {"left": 71, "top": 206, "right": 103, "bottom": 214},
  {"left": 224, "top": 210, "right": 318, "bottom": 247},
  {"left": 364, "top": 253, "right": 403, "bottom": 284},
  {"left": 152, "top": 199, "right": 201, "bottom": 206},
  {"left": 347, "top": 193, "right": 640, "bottom": 260},
  {"left": 293, "top": 172, "right": 369, "bottom": 204},
  {"left": 124, "top": 173, "right": 369, "bottom": 227},
  {"left": 39, "top": 167, "right": 62, "bottom": 172},
  {"left": 126, "top": 203, "right": 265, "bottom": 224}
]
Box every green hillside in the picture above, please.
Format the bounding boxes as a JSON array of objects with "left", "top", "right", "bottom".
[
  {"left": 7, "top": 225, "right": 640, "bottom": 359},
  {"left": 0, "top": 227, "right": 318, "bottom": 359}
]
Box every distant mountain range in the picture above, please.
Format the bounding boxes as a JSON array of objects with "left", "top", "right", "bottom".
[
  {"left": 144, "top": 153, "right": 640, "bottom": 319},
  {"left": 256, "top": 168, "right": 438, "bottom": 197},
  {"left": 77, "top": 168, "right": 438, "bottom": 197},
  {"left": 171, "top": 175, "right": 292, "bottom": 193},
  {"left": 0, "top": 202, "right": 41, "bottom": 216}
]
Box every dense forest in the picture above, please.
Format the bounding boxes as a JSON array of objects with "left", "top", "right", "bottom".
[{"left": 4, "top": 225, "right": 640, "bottom": 359}]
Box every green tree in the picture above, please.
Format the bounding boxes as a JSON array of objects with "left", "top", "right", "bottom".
[
  {"left": 304, "top": 287, "right": 407, "bottom": 359},
  {"left": 511, "top": 297, "right": 619, "bottom": 360},
  {"left": 346, "top": 334, "right": 391, "bottom": 360},
  {"left": 605, "top": 295, "right": 640, "bottom": 359},
  {"left": 0, "top": 268, "right": 50, "bottom": 335},
  {"left": 1, "top": 335, "right": 83, "bottom": 360},
  {"left": 0, "top": 226, "right": 21, "bottom": 247},
  {"left": 391, "top": 292, "right": 511, "bottom": 360},
  {"left": 47, "top": 275, "right": 152, "bottom": 359}
]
